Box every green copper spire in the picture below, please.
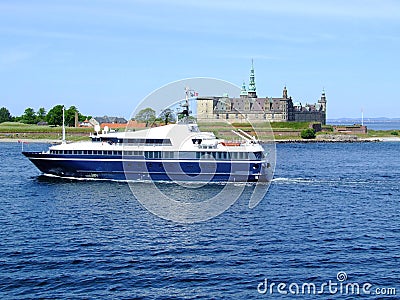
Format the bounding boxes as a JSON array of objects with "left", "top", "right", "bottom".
[
  {"left": 240, "top": 80, "right": 248, "bottom": 96},
  {"left": 241, "top": 81, "right": 246, "bottom": 91},
  {"left": 248, "top": 59, "right": 256, "bottom": 92},
  {"left": 247, "top": 59, "right": 257, "bottom": 98}
]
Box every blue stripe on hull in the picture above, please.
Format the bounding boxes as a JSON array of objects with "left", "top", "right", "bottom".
[{"left": 23, "top": 153, "right": 267, "bottom": 182}]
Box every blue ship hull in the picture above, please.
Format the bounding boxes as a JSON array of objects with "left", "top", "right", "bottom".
[{"left": 23, "top": 152, "right": 267, "bottom": 182}]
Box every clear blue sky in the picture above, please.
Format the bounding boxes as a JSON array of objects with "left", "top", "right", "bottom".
[{"left": 1, "top": 0, "right": 399, "bottom": 119}]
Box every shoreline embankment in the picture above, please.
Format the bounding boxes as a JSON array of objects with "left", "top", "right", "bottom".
[{"left": 1, "top": 136, "right": 399, "bottom": 144}]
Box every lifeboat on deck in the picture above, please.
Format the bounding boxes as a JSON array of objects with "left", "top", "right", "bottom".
[{"left": 220, "top": 141, "right": 242, "bottom": 146}]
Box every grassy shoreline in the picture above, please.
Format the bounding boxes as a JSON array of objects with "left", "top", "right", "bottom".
[
  {"left": 0, "top": 122, "right": 92, "bottom": 142},
  {"left": 1, "top": 121, "right": 399, "bottom": 143}
]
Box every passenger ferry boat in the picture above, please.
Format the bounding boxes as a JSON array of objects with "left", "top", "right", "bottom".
[{"left": 23, "top": 92, "right": 271, "bottom": 182}]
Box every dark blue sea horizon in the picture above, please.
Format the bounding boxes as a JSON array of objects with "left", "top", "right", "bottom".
[{"left": 1, "top": 142, "right": 399, "bottom": 299}]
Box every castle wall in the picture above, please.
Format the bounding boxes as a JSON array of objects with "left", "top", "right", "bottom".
[{"left": 294, "top": 111, "right": 326, "bottom": 125}]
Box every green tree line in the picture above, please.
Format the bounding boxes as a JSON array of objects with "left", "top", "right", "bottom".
[
  {"left": 132, "top": 107, "right": 196, "bottom": 127},
  {"left": 0, "top": 105, "right": 89, "bottom": 126},
  {"left": 1, "top": 105, "right": 184, "bottom": 127},
  {"left": 134, "top": 107, "right": 178, "bottom": 126}
]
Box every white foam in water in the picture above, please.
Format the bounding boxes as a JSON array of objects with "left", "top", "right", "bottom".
[{"left": 272, "top": 177, "right": 316, "bottom": 184}]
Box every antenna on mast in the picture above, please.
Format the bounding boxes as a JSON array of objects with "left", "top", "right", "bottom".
[
  {"left": 62, "top": 105, "right": 66, "bottom": 144},
  {"left": 182, "top": 86, "right": 190, "bottom": 117},
  {"left": 179, "top": 86, "right": 196, "bottom": 123},
  {"left": 361, "top": 107, "right": 364, "bottom": 126}
]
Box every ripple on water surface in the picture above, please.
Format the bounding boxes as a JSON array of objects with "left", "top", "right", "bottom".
[{"left": 0, "top": 142, "right": 399, "bottom": 298}]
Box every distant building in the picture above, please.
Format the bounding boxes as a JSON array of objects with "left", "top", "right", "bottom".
[
  {"left": 197, "top": 61, "right": 327, "bottom": 124},
  {"left": 85, "top": 117, "right": 146, "bottom": 130},
  {"left": 79, "top": 118, "right": 93, "bottom": 127},
  {"left": 36, "top": 121, "right": 48, "bottom": 126},
  {"left": 333, "top": 125, "right": 367, "bottom": 134},
  {"left": 100, "top": 120, "right": 146, "bottom": 130},
  {"left": 126, "top": 120, "right": 147, "bottom": 128},
  {"left": 89, "top": 116, "right": 128, "bottom": 127}
]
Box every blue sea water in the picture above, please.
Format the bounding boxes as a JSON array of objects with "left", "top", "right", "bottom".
[{"left": 0, "top": 142, "right": 399, "bottom": 299}]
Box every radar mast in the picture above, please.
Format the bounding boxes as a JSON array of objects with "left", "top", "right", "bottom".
[{"left": 178, "top": 87, "right": 196, "bottom": 123}]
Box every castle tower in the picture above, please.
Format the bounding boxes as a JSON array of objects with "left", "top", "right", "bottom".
[
  {"left": 318, "top": 89, "right": 327, "bottom": 112},
  {"left": 196, "top": 97, "right": 215, "bottom": 120},
  {"left": 283, "top": 86, "right": 288, "bottom": 99},
  {"left": 240, "top": 81, "right": 248, "bottom": 98},
  {"left": 248, "top": 59, "right": 257, "bottom": 98}
]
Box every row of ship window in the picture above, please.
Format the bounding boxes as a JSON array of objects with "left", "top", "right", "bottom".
[
  {"left": 49, "top": 150, "right": 257, "bottom": 160},
  {"left": 91, "top": 138, "right": 172, "bottom": 145},
  {"left": 196, "top": 152, "right": 250, "bottom": 160}
]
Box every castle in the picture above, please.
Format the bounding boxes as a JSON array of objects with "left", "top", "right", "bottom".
[{"left": 197, "top": 61, "right": 327, "bottom": 124}]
